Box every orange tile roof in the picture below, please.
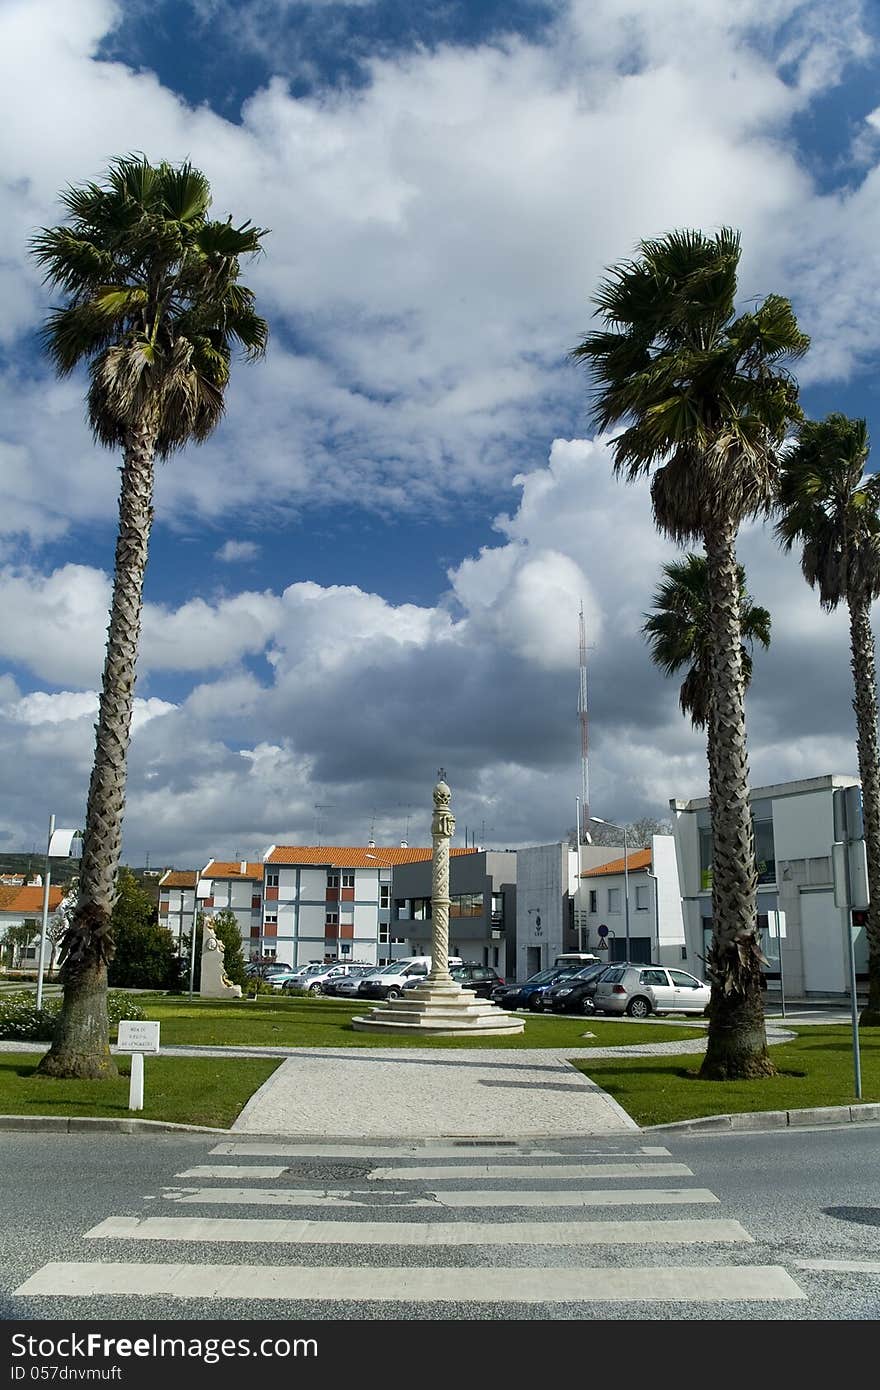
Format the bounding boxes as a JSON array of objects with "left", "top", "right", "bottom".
[
  {"left": 581, "top": 848, "right": 653, "bottom": 877},
  {"left": 159, "top": 870, "right": 199, "bottom": 889},
  {"left": 202, "top": 860, "right": 264, "bottom": 881},
  {"left": 0, "top": 884, "right": 64, "bottom": 914},
  {"left": 267, "top": 846, "right": 477, "bottom": 868}
]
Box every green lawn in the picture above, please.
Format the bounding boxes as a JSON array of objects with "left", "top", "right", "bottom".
[
  {"left": 122, "top": 993, "right": 706, "bottom": 1050},
  {"left": 0, "top": 1053, "right": 280, "bottom": 1128},
  {"left": 574, "top": 1025, "right": 880, "bottom": 1126}
]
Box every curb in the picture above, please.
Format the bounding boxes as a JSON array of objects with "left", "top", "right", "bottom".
[
  {"left": 647, "top": 1102, "right": 880, "bottom": 1136},
  {"left": 0, "top": 1114, "right": 229, "bottom": 1135}
]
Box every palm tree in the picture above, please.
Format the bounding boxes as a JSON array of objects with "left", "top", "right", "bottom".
[
  {"left": 643, "top": 554, "right": 771, "bottom": 731},
  {"left": 572, "top": 228, "right": 808, "bottom": 1079},
  {"left": 30, "top": 156, "right": 268, "bottom": 1077},
  {"left": 775, "top": 413, "right": 880, "bottom": 1025}
]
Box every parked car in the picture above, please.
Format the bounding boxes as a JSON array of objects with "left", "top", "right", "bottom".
[
  {"left": 543, "top": 962, "right": 612, "bottom": 1015},
  {"left": 592, "top": 965, "right": 711, "bottom": 1018},
  {"left": 449, "top": 963, "right": 505, "bottom": 998},
  {"left": 266, "top": 967, "right": 310, "bottom": 990},
  {"left": 491, "top": 966, "right": 581, "bottom": 1011},
  {"left": 323, "top": 965, "right": 374, "bottom": 997},
  {"left": 281, "top": 962, "right": 364, "bottom": 995},
  {"left": 358, "top": 956, "right": 463, "bottom": 1000}
]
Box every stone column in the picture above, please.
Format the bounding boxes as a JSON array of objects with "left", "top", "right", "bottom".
[{"left": 429, "top": 774, "right": 455, "bottom": 983}]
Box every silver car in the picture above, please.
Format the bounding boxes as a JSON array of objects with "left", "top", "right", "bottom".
[{"left": 592, "top": 965, "right": 710, "bottom": 1018}]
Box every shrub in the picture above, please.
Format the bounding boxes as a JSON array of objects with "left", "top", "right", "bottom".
[{"left": 0, "top": 989, "right": 145, "bottom": 1042}]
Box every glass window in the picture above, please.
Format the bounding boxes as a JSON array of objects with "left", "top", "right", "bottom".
[
  {"left": 588, "top": 890, "right": 597, "bottom": 912},
  {"left": 669, "top": 970, "right": 700, "bottom": 987},
  {"left": 635, "top": 884, "right": 649, "bottom": 911},
  {"left": 327, "top": 873, "right": 339, "bottom": 887},
  {"left": 266, "top": 871, "right": 279, "bottom": 888},
  {"left": 640, "top": 969, "right": 668, "bottom": 986},
  {"left": 379, "top": 923, "right": 389, "bottom": 943},
  {"left": 754, "top": 818, "right": 775, "bottom": 885},
  {"left": 264, "top": 911, "right": 277, "bottom": 925},
  {"left": 450, "top": 893, "right": 483, "bottom": 917},
  {"left": 699, "top": 828, "right": 713, "bottom": 890},
  {"left": 608, "top": 887, "right": 621, "bottom": 913},
  {"left": 379, "top": 885, "right": 390, "bottom": 908},
  {"left": 342, "top": 873, "right": 355, "bottom": 888}
]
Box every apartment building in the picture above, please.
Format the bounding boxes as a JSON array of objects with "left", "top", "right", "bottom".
[
  {"left": 261, "top": 846, "right": 475, "bottom": 967},
  {"left": 157, "top": 870, "right": 198, "bottom": 951},
  {"left": 199, "top": 860, "right": 264, "bottom": 957}
]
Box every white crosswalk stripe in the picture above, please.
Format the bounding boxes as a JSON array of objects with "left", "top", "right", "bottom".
[{"left": 12, "top": 1141, "right": 809, "bottom": 1311}]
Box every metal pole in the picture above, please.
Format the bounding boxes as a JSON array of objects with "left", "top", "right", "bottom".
[
  {"left": 776, "top": 911, "right": 787, "bottom": 1021},
  {"left": 840, "top": 803, "right": 863, "bottom": 1100},
  {"left": 188, "top": 909, "right": 198, "bottom": 1001},
  {"left": 648, "top": 872, "right": 659, "bottom": 964},
  {"left": 623, "top": 823, "right": 630, "bottom": 960},
  {"left": 36, "top": 813, "right": 54, "bottom": 1012},
  {"left": 575, "top": 795, "right": 583, "bottom": 952}
]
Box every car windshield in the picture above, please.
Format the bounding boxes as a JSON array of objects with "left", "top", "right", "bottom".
[
  {"left": 572, "top": 964, "right": 604, "bottom": 981},
  {"left": 525, "top": 969, "right": 559, "bottom": 984}
]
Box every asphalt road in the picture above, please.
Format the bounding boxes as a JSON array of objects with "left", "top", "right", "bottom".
[{"left": 0, "top": 1123, "right": 878, "bottom": 1322}]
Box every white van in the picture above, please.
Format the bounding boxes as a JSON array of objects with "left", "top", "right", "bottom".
[
  {"left": 554, "top": 952, "right": 599, "bottom": 969},
  {"left": 358, "top": 956, "right": 463, "bottom": 1000}
]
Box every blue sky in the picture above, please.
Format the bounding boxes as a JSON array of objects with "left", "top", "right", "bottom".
[{"left": 1, "top": 0, "right": 880, "bottom": 864}]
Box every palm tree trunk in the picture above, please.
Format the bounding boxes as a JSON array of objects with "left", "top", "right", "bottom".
[
  {"left": 37, "top": 420, "right": 156, "bottom": 1079},
  {"left": 700, "top": 518, "right": 774, "bottom": 1079},
  {"left": 848, "top": 598, "right": 880, "bottom": 1025}
]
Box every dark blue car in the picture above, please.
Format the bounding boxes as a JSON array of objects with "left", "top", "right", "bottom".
[{"left": 492, "top": 966, "right": 581, "bottom": 1011}]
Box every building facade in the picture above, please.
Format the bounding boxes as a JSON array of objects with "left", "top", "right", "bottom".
[
  {"left": 391, "top": 850, "right": 516, "bottom": 974},
  {"left": 261, "top": 847, "right": 473, "bottom": 967},
  {"left": 514, "top": 843, "right": 621, "bottom": 977},
  {"left": 0, "top": 882, "right": 65, "bottom": 965},
  {"left": 671, "top": 774, "right": 868, "bottom": 996},
  {"left": 199, "top": 860, "right": 264, "bottom": 958},
  {"left": 157, "top": 870, "right": 198, "bottom": 952},
  {"left": 577, "top": 835, "right": 686, "bottom": 967}
]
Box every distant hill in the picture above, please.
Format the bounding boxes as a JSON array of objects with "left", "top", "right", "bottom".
[{"left": 0, "top": 857, "right": 162, "bottom": 901}]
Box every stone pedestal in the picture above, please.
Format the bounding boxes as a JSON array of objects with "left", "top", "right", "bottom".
[{"left": 352, "top": 979, "right": 524, "bottom": 1036}]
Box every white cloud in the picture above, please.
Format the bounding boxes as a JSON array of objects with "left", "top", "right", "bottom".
[{"left": 215, "top": 540, "right": 260, "bottom": 563}]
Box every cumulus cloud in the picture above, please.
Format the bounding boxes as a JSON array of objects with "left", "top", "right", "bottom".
[{"left": 215, "top": 540, "right": 260, "bottom": 563}]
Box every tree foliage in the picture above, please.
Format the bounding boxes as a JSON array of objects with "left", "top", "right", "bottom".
[{"left": 106, "top": 868, "right": 178, "bottom": 991}]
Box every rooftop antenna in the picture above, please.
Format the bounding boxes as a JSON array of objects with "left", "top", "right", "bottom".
[
  {"left": 578, "top": 600, "right": 594, "bottom": 844},
  {"left": 368, "top": 809, "right": 377, "bottom": 849}
]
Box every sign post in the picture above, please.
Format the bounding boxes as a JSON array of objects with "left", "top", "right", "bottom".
[
  {"left": 117, "top": 1021, "right": 160, "bottom": 1111},
  {"left": 832, "top": 786, "right": 864, "bottom": 1100}
]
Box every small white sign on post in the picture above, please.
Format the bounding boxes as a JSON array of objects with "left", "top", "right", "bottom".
[{"left": 117, "top": 1021, "right": 160, "bottom": 1111}]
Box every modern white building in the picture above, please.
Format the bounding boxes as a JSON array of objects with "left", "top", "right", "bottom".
[
  {"left": 515, "top": 843, "right": 621, "bottom": 977},
  {"left": 670, "top": 774, "right": 868, "bottom": 997},
  {"left": 577, "top": 835, "right": 686, "bottom": 967},
  {"left": 391, "top": 850, "right": 516, "bottom": 973}
]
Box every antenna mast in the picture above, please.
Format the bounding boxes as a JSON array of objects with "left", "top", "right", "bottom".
[{"left": 578, "top": 601, "right": 590, "bottom": 843}]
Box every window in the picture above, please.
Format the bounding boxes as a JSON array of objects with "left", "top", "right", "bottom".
[
  {"left": 450, "top": 893, "right": 483, "bottom": 917},
  {"left": 640, "top": 969, "right": 668, "bottom": 986},
  {"left": 379, "top": 923, "right": 389, "bottom": 943},
  {"left": 327, "top": 873, "right": 339, "bottom": 888},
  {"left": 262, "top": 948, "right": 276, "bottom": 959},
  {"left": 669, "top": 970, "right": 700, "bottom": 988},
  {"left": 635, "top": 885, "right": 649, "bottom": 911},
  {"left": 588, "top": 890, "right": 597, "bottom": 913},
  {"left": 325, "top": 912, "right": 338, "bottom": 926},
  {"left": 341, "top": 873, "right": 355, "bottom": 888},
  {"left": 379, "top": 885, "right": 390, "bottom": 909},
  {"left": 266, "top": 871, "right": 279, "bottom": 888},
  {"left": 607, "top": 887, "right": 621, "bottom": 913},
  {"left": 264, "top": 911, "right": 277, "bottom": 925}
]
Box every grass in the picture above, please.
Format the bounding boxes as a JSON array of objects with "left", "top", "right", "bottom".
[
  {"left": 0, "top": 1054, "right": 280, "bottom": 1128},
  {"left": 119, "top": 993, "right": 707, "bottom": 1050},
  {"left": 573, "top": 1025, "right": 880, "bottom": 1127}
]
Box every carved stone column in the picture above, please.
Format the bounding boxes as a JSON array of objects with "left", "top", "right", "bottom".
[{"left": 429, "top": 774, "right": 455, "bottom": 983}]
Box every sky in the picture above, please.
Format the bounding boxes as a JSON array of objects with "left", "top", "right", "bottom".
[{"left": 1, "top": 0, "right": 880, "bottom": 866}]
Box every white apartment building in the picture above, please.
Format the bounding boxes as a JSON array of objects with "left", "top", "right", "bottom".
[
  {"left": 261, "top": 846, "right": 453, "bottom": 967},
  {"left": 577, "top": 835, "right": 686, "bottom": 967},
  {"left": 199, "top": 860, "right": 264, "bottom": 957},
  {"left": 157, "top": 870, "right": 197, "bottom": 951},
  {"left": 670, "top": 774, "right": 868, "bottom": 996}
]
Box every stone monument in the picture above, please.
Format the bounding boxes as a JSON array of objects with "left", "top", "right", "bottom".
[
  {"left": 199, "top": 920, "right": 243, "bottom": 999},
  {"left": 352, "top": 773, "right": 523, "bottom": 1035}
]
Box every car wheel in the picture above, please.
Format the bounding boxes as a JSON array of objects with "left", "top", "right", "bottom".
[
  {"left": 308, "top": 983, "right": 322, "bottom": 996},
  {"left": 386, "top": 987, "right": 401, "bottom": 1000},
  {"left": 626, "top": 996, "right": 651, "bottom": 1019},
  {"left": 581, "top": 998, "right": 595, "bottom": 1015},
  {"left": 528, "top": 997, "right": 544, "bottom": 1012}
]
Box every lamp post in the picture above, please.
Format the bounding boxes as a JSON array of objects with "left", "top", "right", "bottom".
[
  {"left": 589, "top": 816, "right": 630, "bottom": 961},
  {"left": 36, "top": 817, "right": 83, "bottom": 1011},
  {"left": 646, "top": 871, "right": 659, "bottom": 965}
]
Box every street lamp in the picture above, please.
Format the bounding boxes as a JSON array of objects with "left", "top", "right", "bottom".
[
  {"left": 36, "top": 815, "right": 83, "bottom": 1011},
  {"left": 589, "top": 816, "right": 630, "bottom": 960}
]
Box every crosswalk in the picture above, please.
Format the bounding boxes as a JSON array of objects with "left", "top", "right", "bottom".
[{"left": 13, "top": 1139, "right": 809, "bottom": 1313}]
